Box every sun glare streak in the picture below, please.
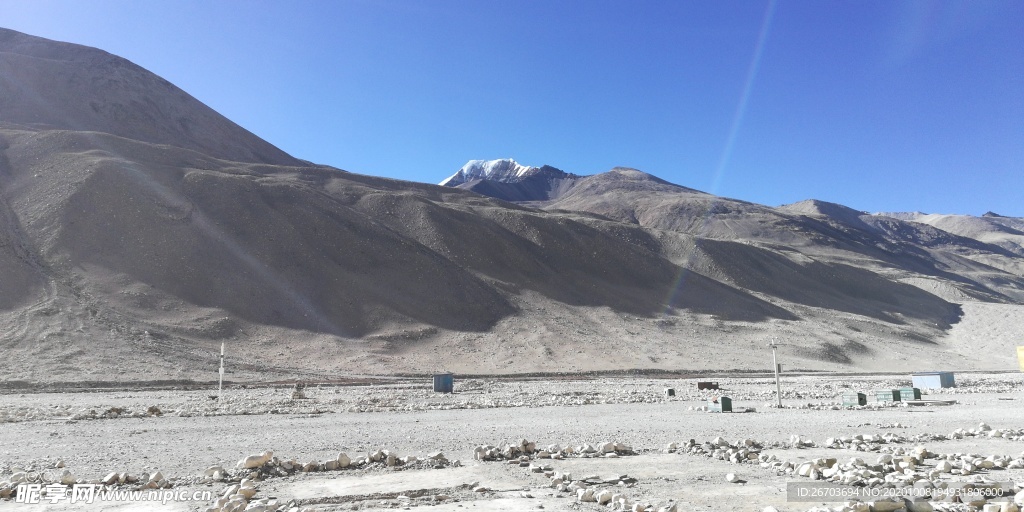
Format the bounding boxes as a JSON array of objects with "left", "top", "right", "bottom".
[
  {"left": 710, "top": 0, "right": 777, "bottom": 196},
  {"left": 662, "top": 0, "right": 777, "bottom": 315},
  {"left": 110, "top": 158, "right": 347, "bottom": 337}
]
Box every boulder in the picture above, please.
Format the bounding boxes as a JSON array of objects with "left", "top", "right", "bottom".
[
  {"left": 577, "top": 488, "right": 595, "bottom": 502},
  {"left": 869, "top": 499, "right": 906, "bottom": 512},
  {"left": 238, "top": 451, "right": 273, "bottom": 469}
]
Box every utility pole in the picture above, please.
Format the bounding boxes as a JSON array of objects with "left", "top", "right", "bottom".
[
  {"left": 218, "top": 342, "right": 225, "bottom": 399},
  {"left": 769, "top": 339, "right": 782, "bottom": 408}
]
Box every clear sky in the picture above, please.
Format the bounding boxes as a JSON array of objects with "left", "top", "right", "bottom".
[{"left": 2, "top": 0, "right": 1022, "bottom": 216}]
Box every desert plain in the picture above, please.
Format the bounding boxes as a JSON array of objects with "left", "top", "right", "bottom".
[{"left": 2, "top": 371, "right": 1024, "bottom": 512}]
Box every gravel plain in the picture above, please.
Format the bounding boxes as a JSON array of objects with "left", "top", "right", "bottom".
[{"left": 1, "top": 373, "right": 1023, "bottom": 512}]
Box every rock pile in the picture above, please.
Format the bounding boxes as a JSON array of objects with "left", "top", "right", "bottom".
[
  {"left": 205, "top": 477, "right": 310, "bottom": 512},
  {"left": 228, "top": 448, "right": 455, "bottom": 480},
  {"left": 0, "top": 461, "right": 173, "bottom": 501},
  {"left": 471, "top": 439, "right": 686, "bottom": 511},
  {"left": 70, "top": 406, "right": 163, "bottom": 420},
  {"left": 671, "top": 427, "right": 1024, "bottom": 512},
  {"left": 554, "top": 470, "right": 677, "bottom": 512},
  {"left": 473, "top": 439, "right": 635, "bottom": 461},
  {"left": 668, "top": 436, "right": 765, "bottom": 463}
]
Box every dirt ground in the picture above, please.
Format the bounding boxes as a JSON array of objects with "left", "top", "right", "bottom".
[{"left": 1, "top": 373, "right": 1023, "bottom": 511}]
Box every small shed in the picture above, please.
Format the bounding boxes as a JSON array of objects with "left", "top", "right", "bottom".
[
  {"left": 911, "top": 372, "right": 955, "bottom": 389},
  {"left": 432, "top": 373, "right": 454, "bottom": 393}
]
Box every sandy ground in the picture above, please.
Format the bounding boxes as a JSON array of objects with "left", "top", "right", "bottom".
[{"left": 2, "top": 373, "right": 1023, "bottom": 511}]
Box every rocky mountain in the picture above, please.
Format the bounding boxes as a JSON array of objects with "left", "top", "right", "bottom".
[
  {"left": 447, "top": 161, "right": 1024, "bottom": 303},
  {"left": 2, "top": 28, "right": 1022, "bottom": 384},
  {"left": 440, "top": 159, "right": 580, "bottom": 202}
]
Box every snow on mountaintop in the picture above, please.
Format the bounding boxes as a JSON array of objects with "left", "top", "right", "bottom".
[{"left": 439, "top": 159, "right": 539, "bottom": 186}]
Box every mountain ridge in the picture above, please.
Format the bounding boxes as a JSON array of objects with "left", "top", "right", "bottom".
[
  {"left": 2, "top": 30, "right": 1023, "bottom": 382},
  {"left": 0, "top": 27, "right": 298, "bottom": 166}
]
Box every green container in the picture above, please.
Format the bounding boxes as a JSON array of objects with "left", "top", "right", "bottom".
[
  {"left": 875, "top": 389, "right": 900, "bottom": 402},
  {"left": 707, "top": 396, "right": 732, "bottom": 412},
  {"left": 898, "top": 387, "right": 921, "bottom": 400},
  {"left": 842, "top": 393, "right": 867, "bottom": 406}
]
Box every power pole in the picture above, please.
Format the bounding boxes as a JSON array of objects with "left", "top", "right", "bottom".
[
  {"left": 769, "top": 339, "right": 782, "bottom": 408},
  {"left": 218, "top": 342, "right": 225, "bottom": 399}
]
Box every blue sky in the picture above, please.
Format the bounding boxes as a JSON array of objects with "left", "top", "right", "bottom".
[{"left": 3, "top": 0, "right": 1022, "bottom": 216}]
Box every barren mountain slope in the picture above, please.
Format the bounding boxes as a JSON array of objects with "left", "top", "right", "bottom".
[
  {"left": 539, "top": 170, "right": 1024, "bottom": 303},
  {"left": 0, "top": 124, "right": 805, "bottom": 382},
  {"left": 2, "top": 28, "right": 1020, "bottom": 383},
  {"left": 0, "top": 28, "right": 297, "bottom": 166}
]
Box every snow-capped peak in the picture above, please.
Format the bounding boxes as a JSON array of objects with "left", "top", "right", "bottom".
[{"left": 439, "top": 159, "right": 539, "bottom": 186}]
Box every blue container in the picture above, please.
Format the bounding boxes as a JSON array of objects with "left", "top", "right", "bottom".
[
  {"left": 911, "top": 372, "right": 955, "bottom": 389},
  {"left": 433, "top": 373, "right": 454, "bottom": 393}
]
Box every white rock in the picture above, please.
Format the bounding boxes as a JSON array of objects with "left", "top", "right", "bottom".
[
  {"left": 576, "top": 488, "right": 595, "bottom": 502},
  {"left": 238, "top": 450, "right": 273, "bottom": 469},
  {"left": 726, "top": 473, "right": 739, "bottom": 483},
  {"left": 796, "top": 462, "right": 820, "bottom": 478},
  {"left": 337, "top": 453, "right": 351, "bottom": 467}
]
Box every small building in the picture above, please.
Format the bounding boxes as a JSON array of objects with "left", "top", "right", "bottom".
[
  {"left": 911, "top": 372, "right": 955, "bottom": 389},
  {"left": 433, "top": 373, "right": 454, "bottom": 393}
]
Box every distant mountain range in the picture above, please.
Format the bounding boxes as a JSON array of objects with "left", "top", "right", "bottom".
[{"left": 2, "top": 27, "right": 1022, "bottom": 383}]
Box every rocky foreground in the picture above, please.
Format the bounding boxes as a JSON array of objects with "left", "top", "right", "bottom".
[{"left": 1, "top": 373, "right": 1023, "bottom": 511}]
